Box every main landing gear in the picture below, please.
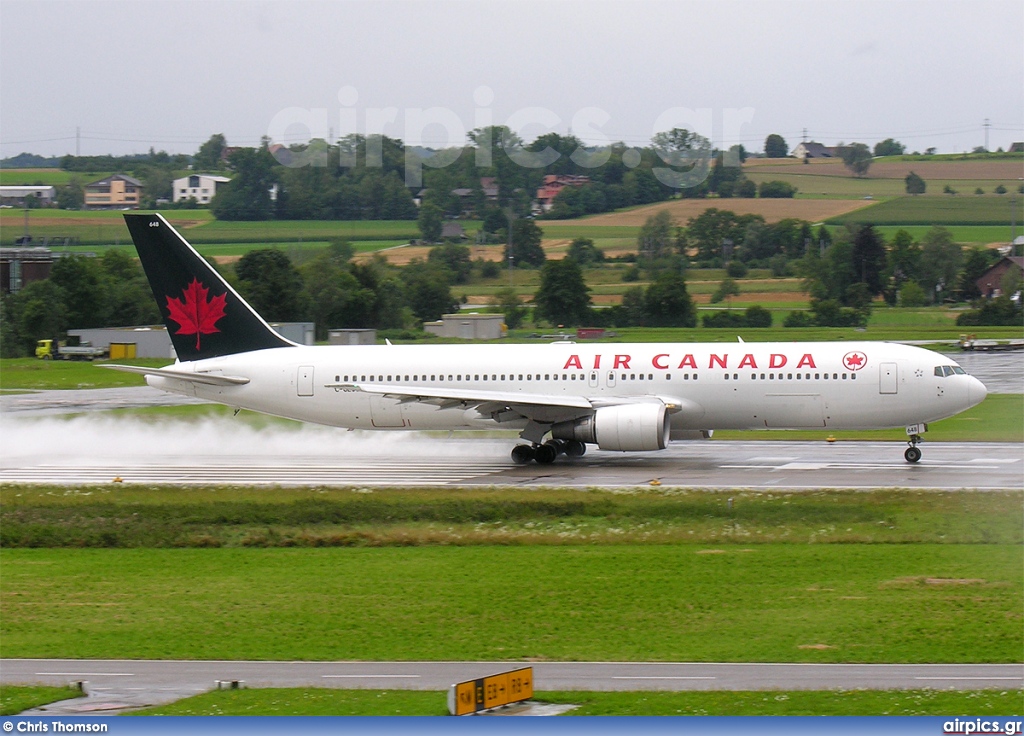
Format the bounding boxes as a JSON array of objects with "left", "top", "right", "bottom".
[
  {"left": 904, "top": 434, "right": 923, "bottom": 463},
  {"left": 511, "top": 439, "right": 587, "bottom": 465}
]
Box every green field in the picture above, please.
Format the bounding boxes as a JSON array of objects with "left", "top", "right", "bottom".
[
  {"left": 2, "top": 541, "right": 1019, "bottom": 662},
  {"left": 829, "top": 196, "right": 1024, "bottom": 226},
  {"left": 132, "top": 687, "right": 1024, "bottom": 716},
  {"left": 0, "top": 169, "right": 116, "bottom": 186}
]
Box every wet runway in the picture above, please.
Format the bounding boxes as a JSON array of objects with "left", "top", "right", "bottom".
[{"left": 1, "top": 417, "right": 1020, "bottom": 489}]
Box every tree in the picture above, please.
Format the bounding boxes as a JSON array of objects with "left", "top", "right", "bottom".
[
  {"left": 710, "top": 277, "right": 741, "bottom": 304},
  {"left": 534, "top": 258, "right": 591, "bottom": 326},
  {"left": 491, "top": 287, "right": 527, "bottom": 329},
  {"left": 300, "top": 251, "right": 369, "bottom": 339},
  {"left": 643, "top": 271, "right": 697, "bottom": 327},
  {"left": 211, "top": 145, "right": 277, "bottom": 220},
  {"left": 904, "top": 171, "right": 926, "bottom": 194},
  {"left": 5, "top": 280, "right": 68, "bottom": 355},
  {"left": 402, "top": 262, "right": 458, "bottom": 323},
  {"left": 888, "top": 229, "right": 921, "bottom": 287},
  {"left": 566, "top": 237, "right": 604, "bottom": 266},
  {"left": 56, "top": 177, "right": 84, "bottom": 209},
  {"left": 764, "top": 134, "right": 788, "bottom": 158},
  {"left": 851, "top": 225, "right": 887, "bottom": 295},
  {"left": 234, "top": 249, "right": 307, "bottom": 321},
  {"left": 839, "top": 143, "right": 873, "bottom": 177},
  {"left": 917, "top": 227, "right": 963, "bottom": 303},
  {"left": 958, "top": 248, "right": 990, "bottom": 301},
  {"left": 637, "top": 210, "right": 675, "bottom": 259},
  {"left": 428, "top": 243, "right": 472, "bottom": 284},
  {"left": 417, "top": 202, "right": 443, "bottom": 242},
  {"left": 504, "top": 219, "right": 546, "bottom": 268},
  {"left": 49, "top": 254, "right": 108, "bottom": 329},
  {"left": 874, "top": 138, "right": 906, "bottom": 157},
  {"left": 193, "top": 134, "right": 227, "bottom": 170}
]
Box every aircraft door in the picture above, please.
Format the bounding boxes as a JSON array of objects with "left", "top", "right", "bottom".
[
  {"left": 589, "top": 371, "right": 599, "bottom": 388},
  {"left": 297, "top": 365, "right": 314, "bottom": 396},
  {"left": 605, "top": 370, "right": 617, "bottom": 388},
  {"left": 879, "top": 362, "right": 898, "bottom": 394}
]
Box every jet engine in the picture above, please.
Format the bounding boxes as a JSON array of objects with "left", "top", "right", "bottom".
[{"left": 551, "top": 403, "right": 670, "bottom": 452}]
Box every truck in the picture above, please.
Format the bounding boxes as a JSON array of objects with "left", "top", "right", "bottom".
[{"left": 35, "top": 339, "right": 108, "bottom": 361}]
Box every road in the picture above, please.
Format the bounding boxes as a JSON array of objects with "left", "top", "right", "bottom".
[{"left": 4, "top": 659, "right": 1022, "bottom": 715}]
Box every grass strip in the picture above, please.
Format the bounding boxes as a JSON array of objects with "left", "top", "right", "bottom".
[
  {"left": 133, "top": 687, "right": 1024, "bottom": 716},
  {"left": 2, "top": 544, "right": 1019, "bottom": 662},
  {"left": 2, "top": 487, "right": 1020, "bottom": 548},
  {"left": 0, "top": 685, "right": 83, "bottom": 716}
]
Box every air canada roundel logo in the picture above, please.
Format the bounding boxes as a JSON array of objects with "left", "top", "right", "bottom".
[
  {"left": 842, "top": 351, "right": 867, "bottom": 371},
  {"left": 165, "top": 278, "right": 227, "bottom": 351}
]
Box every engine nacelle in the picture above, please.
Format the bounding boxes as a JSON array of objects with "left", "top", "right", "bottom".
[{"left": 552, "top": 403, "right": 670, "bottom": 452}]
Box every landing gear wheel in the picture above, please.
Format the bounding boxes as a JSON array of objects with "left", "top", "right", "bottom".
[
  {"left": 534, "top": 443, "right": 558, "bottom": 464},
  {"left": 544, "top": 439, "right": 565, "bottom": 456},
  {"left": 564, "top": 440, "right": 587, "bottom": 458},
  {"left": 905, "top": 433, "right": 923, "bottom": 463},
  {"left": 511, "top": 445, "right": 535, "bottom": 465}
]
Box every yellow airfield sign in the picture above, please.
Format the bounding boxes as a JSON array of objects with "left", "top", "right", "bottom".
[{"left": 448, "top": 666, "right": 534, "bottom": 715}]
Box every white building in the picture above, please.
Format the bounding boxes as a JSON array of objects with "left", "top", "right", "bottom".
[
  {"left": 0, "top": 186, "right": 56, "bottom": 207},
  {"left": 173, "top": 174, "right": 231, "bottom": 204}
]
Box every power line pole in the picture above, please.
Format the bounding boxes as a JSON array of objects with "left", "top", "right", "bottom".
[
  {"left": 802, "top": 128, "right": 808, "bottom": 143},
  {"left": 983, "top": 119, "right": 991, "bottom": 152}
]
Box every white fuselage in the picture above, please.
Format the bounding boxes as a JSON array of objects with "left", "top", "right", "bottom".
[{"left": 146, "top": 341, "right": 986, "bottom": 438}]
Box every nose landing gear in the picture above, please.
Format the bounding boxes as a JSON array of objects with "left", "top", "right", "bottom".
[{"left": 904, "top": 434, "right": 922, "bottom": 463}]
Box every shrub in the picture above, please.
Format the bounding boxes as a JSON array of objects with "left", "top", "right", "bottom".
[
  {"left": 899, "top": 281, "right": 927, "bottom": 307},
  {"left": 784, "top": 311, "right": 816, "bottom": 327},
  {"left": 744, "top": 305, "right": 773, "bottom": 327},
  {"left": 725, "top": 260, "right": 748, "bottom": 278},
  {"left": 758, "top": 180, "right": 797, "bottom": 198},
  {"left": 702, "top": 310, "right": 747, "bottom": 328}
]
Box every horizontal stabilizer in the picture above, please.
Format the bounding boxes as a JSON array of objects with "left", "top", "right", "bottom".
[{"left": 101, "top": 364, "right": 250, "bottom": 386}]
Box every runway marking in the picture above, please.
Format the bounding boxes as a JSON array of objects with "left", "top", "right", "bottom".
[
  {"left": 322, "top": 674, "right": 421, "bottom": 679},
  {"left": 36, "top": 672, "right": 134, "bottom": 677},
  {"left": 914, "top": 677, "right": 1023, "bottom": 681},
  {"left": 968, "top": 458, "right": 1021, "bottom": 464},
  {"left": 612, "top": 676, "right": 716, "bottom": 680},
  {"left": 0, "top": 460, "right": 504, "bottom": 486}
]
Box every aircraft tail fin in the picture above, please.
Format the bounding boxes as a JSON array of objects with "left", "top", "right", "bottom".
[{"left": 124, "top": 213, "right": 294, "bottom": 361}]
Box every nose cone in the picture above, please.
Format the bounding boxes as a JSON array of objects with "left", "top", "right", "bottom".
[{"left": 968, "top": 376, "right": 988, "bottom": 408}]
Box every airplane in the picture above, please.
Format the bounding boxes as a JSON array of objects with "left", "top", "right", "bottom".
[{"left": 106, "top": 213, "right": 988, "bottom": 466}]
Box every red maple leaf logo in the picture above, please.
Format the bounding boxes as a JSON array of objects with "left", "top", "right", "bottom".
[
  {"left": 843, "top": 351, "right": 867, "bottom": 371},
  {"left": 165, "top": 278, "right": 227, "bottom": 351}
]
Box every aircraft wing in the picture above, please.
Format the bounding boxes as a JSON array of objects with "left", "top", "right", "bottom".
[
  {"left": 332, "top": 382, "right": 698, "bottom": 425},
  {"left": 101, "top": 364, "right": 251, "bottom": 386}
]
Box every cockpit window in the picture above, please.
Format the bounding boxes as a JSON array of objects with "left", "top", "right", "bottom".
[
  {"left": 952, "top": 366, "right": 966, "bottom": 375},
  {"left": 935, "top": 365, "right": 965, "bottom": 377}
]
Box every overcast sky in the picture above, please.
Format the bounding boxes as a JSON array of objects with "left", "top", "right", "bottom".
[{"left": 2, "top": 0, "right": 1022, "bottom": 160}]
